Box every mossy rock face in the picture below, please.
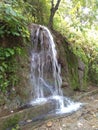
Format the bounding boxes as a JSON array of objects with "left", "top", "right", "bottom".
[
  {"left": 65, "top": 47, "right": 79, "bottom": 90},
  {"left": 0, "top": 36, "right": 32, "bottom": 110},
  {"left": 0, "top": 101, "right": 56, "bottom": 130},
  {"left": 3, "top": 115, "right": 20, "bottom": 130},
  {"left": 53, "top": 30, "right": 87, "bottom": 92}
]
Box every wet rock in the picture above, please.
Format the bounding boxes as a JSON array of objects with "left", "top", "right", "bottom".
[{"left": 0, "top": 101, "right": 56, "bottom": 130}]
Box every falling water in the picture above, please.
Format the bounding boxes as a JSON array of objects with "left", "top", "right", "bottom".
[{"left": 29, "top": 24, "right": 82, "bottom": 114}]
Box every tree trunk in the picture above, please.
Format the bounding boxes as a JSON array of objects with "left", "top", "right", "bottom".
[{"left": 48, "top": 0, "right": 61, "bottom": 29}]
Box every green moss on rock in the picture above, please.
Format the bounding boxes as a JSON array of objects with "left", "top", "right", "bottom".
[
  {"left": 54, "top": 30, "right": 88, "bottom": 91},
  {"left": 3, "top": 115, "right": 20, "bottom": 130}
]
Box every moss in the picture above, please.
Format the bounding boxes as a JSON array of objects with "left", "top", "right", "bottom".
[
  {"left": 3, "top": 115, "right": 20, "bottom": 130},
  {"left": 82, "top": 65, "right": 88, "bottom": 90},
  {"left": 63, "top": 40, "right": 87, "bottom": 90},
  {"left": 54, "top": 30, "right": 88, "bottom": 91},
  {"left": 66, "top": 47, "right": 80, "bottom": 90}
]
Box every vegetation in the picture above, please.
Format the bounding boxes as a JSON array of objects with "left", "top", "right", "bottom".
[
  {"left": 54, "top": 0, "right": 98, "bottom": 85},
  {"left": 3, "top": 115, "right": 20, "bottom": 130},
  {"left": 0, "top": 0, "right": 30, "bottom": 38},
  {"left": 48, "top": 0, "right": 61, "bottom": 28},
  {"left": 0, "top": 0, "right": 98, "bottom": 93},
  {"left": 0, "top": 47, "right": 15, "bottom": 92},
  {"left": 0, "top": 0, "right": 30, "bottom": 93}
]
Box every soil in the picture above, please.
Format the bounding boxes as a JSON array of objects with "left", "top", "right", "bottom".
[{"left": 33, "top": 85, "right": 98, "bottom": 130}]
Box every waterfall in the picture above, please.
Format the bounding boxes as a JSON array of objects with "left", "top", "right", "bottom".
[{"left": 29, "top": 24, "right": 82, "bottom": 114}]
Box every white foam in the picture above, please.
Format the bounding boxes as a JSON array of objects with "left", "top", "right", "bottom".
[
  {"left": 56, "top": 102, "right": 82, "bottom": 114},
  {"left": 48, "top": 95, "right": 82, "bottom": 114},
  {"left": 30, "top": 95, "right": 82, "bottom": 115},
  {"left": 30, "top": 98, "right": 47, "bottom": 106}
]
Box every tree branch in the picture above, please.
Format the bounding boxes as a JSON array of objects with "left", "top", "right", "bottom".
[
  {"left": 54, "top": 0, "right": 61, "bottom": 13},
  {"left": 51, "top": 0, "right": 54, "bottom": 8},
  {"left": 48, "top": 0, "right": 61, "bottom": 29}
]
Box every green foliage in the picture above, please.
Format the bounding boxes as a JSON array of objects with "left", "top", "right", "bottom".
[
  {"left": 0, "top": 47, "right": 21, "bottom": 92},
  {"left": 67, "top": 51, "right": 80, "bottom": 90},
  {"left": 0, "top": 0, "right": 33, "bottom": 93},
  {"left": 12, "top": 124, "right": 20, "bottom": 130},
  {"left": 25, "top": 0, "right": 50, "bottom": 25},
  {"left": 0, "top": 0, "right": 51, "bottom": 38},
  {"left": 53, "top": 0, "right": 98, "bottom": 85},
  {"left": 0, "top": 0, "right": 97, "bottom": 91},
  {"left": 89, "top": 54, "right": 98, "bottom": 84},
  {"left": 3, "top": 115, "right": 20, "bottom": 130},
  {"left": 0, "top": 0, "right": 30, "bottom": 38}
]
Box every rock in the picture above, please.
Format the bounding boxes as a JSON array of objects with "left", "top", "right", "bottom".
[
  {"left": 27, "top": 119, "right": 32, "bottom": 123},
  {"left": 96, "top": 112, "right": 98, "bottom": 119},
  {"left": 62, "top": 81, "right": 69, "bottom": 88},
  {"left": 12, "top": 87, "right": 15, "bottom": 91},
  {"left": 78, "top": 58, "right": 87, "bottom": 90},
  {"left": 0, "top": 101, "right": 56, "bottom": 130},
  {"left": 77, "top": 122, "right": 83, "bottom": 128},
  {"left": 78, "top": 58, "right": 85, "bottom": 71},
  {"left": 46, "top": 121, "right": 53, "bottom": 127},
  {"left": 11, "top": 110, "right": 14, "bottom": 113},
  {"left": 4, "top": 105, "right": 8, "bottom": 109},
  {"left": 62, "top": 124, "right": 66, "bottom": 127}
]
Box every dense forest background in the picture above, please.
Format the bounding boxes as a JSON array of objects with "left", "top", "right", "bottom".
[{"left": 0, "top": 0, "right": 98, "bottom": 94}]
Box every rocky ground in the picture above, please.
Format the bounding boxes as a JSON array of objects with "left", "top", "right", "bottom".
[
  {"left": 33, "top": 86, "right": 98, "bottom": 130},
  {"left": 0, "top": 85, "right": 98, "bottom": 130}
]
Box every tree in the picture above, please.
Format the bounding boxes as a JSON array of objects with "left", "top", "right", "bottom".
[{"left": 48, "top": 0, "right": 61, "bottom": 29}]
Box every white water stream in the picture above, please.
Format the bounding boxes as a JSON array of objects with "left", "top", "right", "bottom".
[{"left": 30, "top": 24, "right": 82, "bottom": 114}]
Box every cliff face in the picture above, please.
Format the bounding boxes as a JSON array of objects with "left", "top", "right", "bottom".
[
  {"left": 0, "top": 25, "right": 87, "bottom": 110},
  {"left": 29, "top": 24, "right": 87, "bottom": 93},
  {"left": 52, "top": 30, "right": 87, "bottom": 94},
  {"left": 0, "top": 36, "right": 32, "bottom": 111}
]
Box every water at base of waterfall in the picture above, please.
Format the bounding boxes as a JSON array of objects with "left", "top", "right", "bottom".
[
  {"left": 29, "top": 95, "right": 82, "bottom": 114},
  {"left": 29, "top": 24, "right": 82, "bottom": 116}
]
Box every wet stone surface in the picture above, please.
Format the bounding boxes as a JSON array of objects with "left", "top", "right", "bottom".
[{"left": 33, "top": 92, "right": 98, "bottom": 130}]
